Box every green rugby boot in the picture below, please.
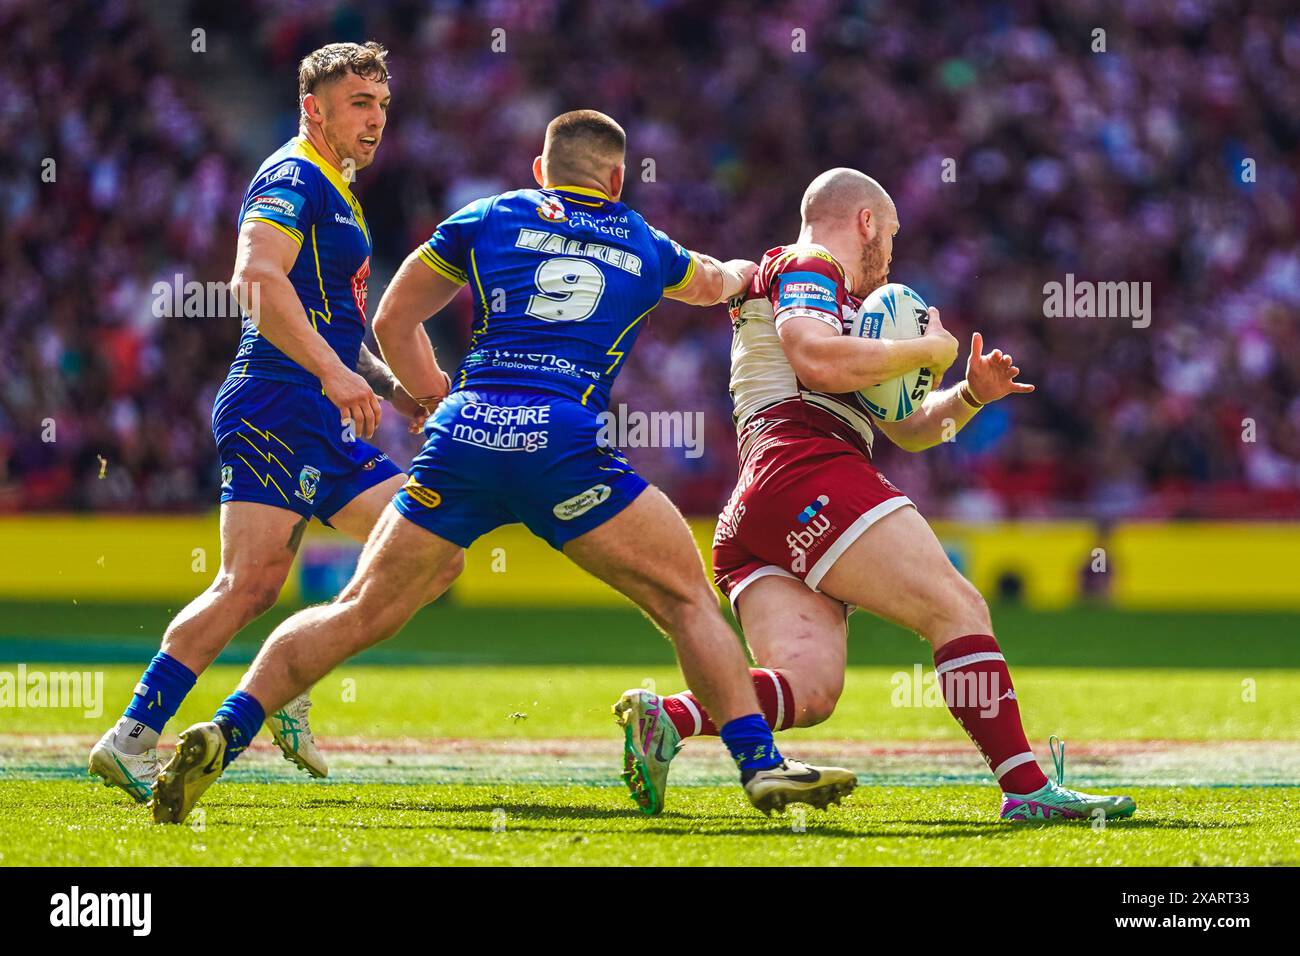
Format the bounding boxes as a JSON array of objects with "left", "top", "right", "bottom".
[
  {"left": 1000, "top": 736, "right": 1136, "bottom": 822},
  {"left": 612, "top": 688, "right": 682, "bottom": 816}
]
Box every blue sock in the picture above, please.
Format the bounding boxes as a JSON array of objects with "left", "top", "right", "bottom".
[
  {"left": 212, "top": 691, "right": 266, "bottom": 768},
  {"left": 720, "top": 713, "right": 783, "bottom": 775},
  {"left": 122, "top": 652, "right": 197, "bottom": 734}
]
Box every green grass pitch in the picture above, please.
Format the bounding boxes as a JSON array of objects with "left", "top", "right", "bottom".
[{"left": 1, "top": 600, "right": 1297, "bottom": 866}]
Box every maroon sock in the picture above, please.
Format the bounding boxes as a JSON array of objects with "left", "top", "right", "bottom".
[
  {"left": 933, "top": 634, "right": 1049, "bottom": 794},
  {"left": 662, "top": 668, "right": 796, "bottom": 738}
]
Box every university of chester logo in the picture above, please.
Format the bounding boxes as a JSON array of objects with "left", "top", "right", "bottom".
[
  {"left": 295, "top": 465, "right": 321, "bottom": 504},
  {"left": 537, "top": 196, "right": 567, "bottom": 222},
  {"left": 402, "top": 478, "right": 442, "bottom": 509}
]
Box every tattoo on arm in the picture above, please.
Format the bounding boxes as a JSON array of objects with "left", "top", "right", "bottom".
[{"left": 356, "top": 345, "right": 398, "bottom": 401}]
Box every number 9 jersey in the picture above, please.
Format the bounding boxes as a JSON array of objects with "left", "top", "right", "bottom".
[{"left": 416, "top": 185, "right": 696, "bottom": 411}]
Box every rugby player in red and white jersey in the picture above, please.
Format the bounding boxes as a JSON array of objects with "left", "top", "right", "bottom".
[{"left": 614, "top": 168, "right": 1136, "bottom": 822}]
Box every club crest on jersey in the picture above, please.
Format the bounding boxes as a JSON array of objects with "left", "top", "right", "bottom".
[
  {"left": 537, "top": 196, "right": 567, "bottom": 222},
  {"left": 295, "top": 465, "right": 321, "bottom": 504}
]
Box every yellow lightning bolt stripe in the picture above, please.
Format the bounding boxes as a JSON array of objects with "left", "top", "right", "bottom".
[
  {"left": 234, "top": 453, "right": 291, "bottom": 503},
  {"left": 469, "top": 247, "right": 490, "bottom": 340},
  {"left": 239, "top": 418, "right": 293, "bottom": 453},
  {"left": 312, "top": 225, "right": 332, "bottom": 325},
  {"left": 236, "top": 418, "right": 294, "bottom": 478},
  {"left": 459, "top": 246, "right": 493, "bottom": 391},
  {"left": 236, "top": 434, "right": 294, "bottom": 477},
  {"left": 604, "top": 304, "right": 656, "bottom": 374}
]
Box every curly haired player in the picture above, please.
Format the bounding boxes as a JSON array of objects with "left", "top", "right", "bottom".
[{"left": 614, "top": 168, "right": 1136, "bottom": 823}]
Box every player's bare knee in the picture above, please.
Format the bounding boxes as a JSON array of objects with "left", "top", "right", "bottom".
[
  {"left": 951, "top": 579, "right": 991, "bottom": 633},
  {"left": 212, "top": 570, "right": 283, "bottom": 621},
  {"left": 794, "top": 680, "right": 842, "bottom": 727},
  {"left": 427, "top": 550, "right": 465, "bottom": 600},
  {"left": 923, "top": 577, "right": 991, "bottom": 641}
]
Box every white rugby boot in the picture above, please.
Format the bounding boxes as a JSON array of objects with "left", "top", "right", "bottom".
[{"left": 266, "top": 692, "right": 328, "bottom": 778}]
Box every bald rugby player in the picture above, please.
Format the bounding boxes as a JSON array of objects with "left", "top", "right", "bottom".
[{"left": 617, "top": 168, "right": 1137, "bottom": 823}]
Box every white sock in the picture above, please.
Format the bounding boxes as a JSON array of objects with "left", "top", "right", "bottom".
[{"left": 114, "top": 718, "right": 160, "bottom": 755}]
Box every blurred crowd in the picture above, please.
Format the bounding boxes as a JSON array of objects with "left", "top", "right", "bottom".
[{"left": 3, "top": 0, "right": 1298, "bottom": 519}]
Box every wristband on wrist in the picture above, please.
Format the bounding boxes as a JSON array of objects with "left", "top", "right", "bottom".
[{"left": 959, "top": 380, "right": 985, "bottom": 409}]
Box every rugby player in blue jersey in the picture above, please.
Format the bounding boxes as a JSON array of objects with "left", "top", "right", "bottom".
[
  {"left": 91, "top": 42, "right": 461, "bottom": 803},
  {"left": 151, "top": 110, "right": 858, "bottom": 822}
]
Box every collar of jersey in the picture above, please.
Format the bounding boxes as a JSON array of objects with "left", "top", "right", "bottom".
[
  {"left": 291, "top": 136, "right": 371, "bottom": 243},
  {"left": 547, "top": 184, "right": 613, "bottom": 206},
  {"left": 777, "top": 242, "right": 846, "bottom": 281}
]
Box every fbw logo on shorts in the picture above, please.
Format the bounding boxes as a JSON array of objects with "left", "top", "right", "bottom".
[
  {"left": 49, "top": 886, "right": 151, "bottom": 936},
  {"left": 787, "top": 495, "right": 833, "bottom": 573},
  {"left": 797, "top": 495, "right": 830, "bottom": 523}
]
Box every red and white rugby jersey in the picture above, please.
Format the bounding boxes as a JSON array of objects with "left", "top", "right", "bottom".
[{"left": 727, "top": 243, "right": 877, "bottom": 457}]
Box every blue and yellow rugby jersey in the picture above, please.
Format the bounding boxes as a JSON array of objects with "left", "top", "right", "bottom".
[
  {"left": 228, "top": 137, "right": 373, "bottom": 386},
  {"left": 418, "top": 185, "right": 695, "bottom": 412}
]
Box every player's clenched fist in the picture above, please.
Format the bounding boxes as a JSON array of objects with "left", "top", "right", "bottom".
[
  {"left": 723, "top": 258, "right": 759, "bottom": 293},
  {"left": 322, "top": 364, "right": 383, "bottom": 439},
  {"left": 922, "top": 306, "right": 959, "bottom": 376}
]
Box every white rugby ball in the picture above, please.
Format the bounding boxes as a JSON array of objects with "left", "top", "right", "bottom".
[{"left": 849, "top": 283, "right": 935, "bottom": 421}]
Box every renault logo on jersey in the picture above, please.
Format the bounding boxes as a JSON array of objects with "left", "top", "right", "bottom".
[
  {"left": 295, "top": 465, "right": 321, "bottom": 504},
  {"left": 553, "top": 484, "right": 611, "bottom": 521},
  {"left": 537, "top": 196, "right": 567, "bottom": 222}
]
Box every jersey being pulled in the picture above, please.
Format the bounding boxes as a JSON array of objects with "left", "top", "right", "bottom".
[
  {"left": 227, "top": 137, "right": 372, "bottom": 386},
  {"left": 727, "top": 243, "right": 877, "bottom": 456},
  {"left": 418, "top": 185, "right": 695, "bottom": 411}
]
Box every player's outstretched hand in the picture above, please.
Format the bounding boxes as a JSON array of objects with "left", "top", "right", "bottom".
[
  {"left": 323, "top": 365, "right": 382, "bottom": 440},
  {"left": 965, "top": 331, "right": 1035, "bottom": 403},
  {"left": 923, "top": 306, "right": 959, "bottom": 377},
  {"left": 390, "top": 385, "right": 432, "bottom": 435}
]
